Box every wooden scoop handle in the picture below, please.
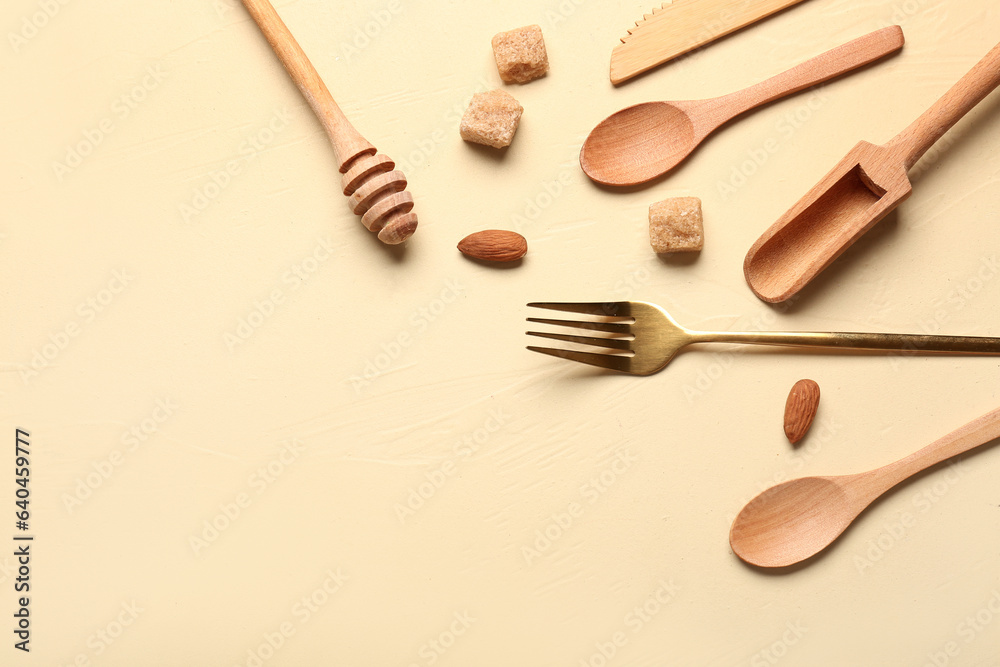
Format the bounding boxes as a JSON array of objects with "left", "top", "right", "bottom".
[
  {"left": 712, "top": 26, "right": 904, "bottom": 120},
  {"left": 887, "top": 39, "right": 1000, "bottom": 170}
]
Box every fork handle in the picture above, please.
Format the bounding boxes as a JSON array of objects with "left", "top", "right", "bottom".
[{"left": 694, "top": 330, "right": 1000, "bottom": 354}]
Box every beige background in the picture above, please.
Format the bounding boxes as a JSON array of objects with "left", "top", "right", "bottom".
[{"left": 4, "top": 0, "right": 1000, "bottom": 664}]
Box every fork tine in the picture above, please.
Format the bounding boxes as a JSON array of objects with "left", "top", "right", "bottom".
[
  {"left": 526, "top": 346, "right": 631, "bottom": 372},
  {"left": 527, "top": 302, "right": 632, "bottom": 318},
  {"left": 526, "top": 317, "right": 632, "bottom": 335},
  {"left": 526, "top": 330, "right": 633, "bottom": 351}
]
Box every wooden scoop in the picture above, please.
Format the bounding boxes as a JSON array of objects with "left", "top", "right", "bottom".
[
  {"left": 730, "top": 404, "right": 1000, "bottom": 568},
  {"left": 581, "top": 27, "right": 904, "bottom": 187},
  {"left": 745, "top": 40, "right": 1000, "bottom": 303}
]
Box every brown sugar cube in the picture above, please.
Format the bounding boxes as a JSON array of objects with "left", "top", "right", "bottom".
[
  {"left": 491, "top": 25, "right": 549, "bottom": 84},
  {"left": 460, "top": 89, "right": 524, "bottom": 149},
  {"left": 649, "top": 197, "right": 704, "bottom": 253}
]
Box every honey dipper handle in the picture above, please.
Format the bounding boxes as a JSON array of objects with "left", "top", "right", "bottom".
[
  {"left": 888, "top": 40, "right": 1000, "bottom": 171},
  {"left": 240, "top": 0, "right": 374, "bottom": 171}
]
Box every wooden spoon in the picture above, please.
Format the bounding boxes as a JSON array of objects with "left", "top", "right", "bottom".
[
  {"left": 745, "top": 40, "right": 1000, "bottom": 303},
  {"left": 580, "top": 26, "right": 904, "bottom": 187},
  {"left": 730, "top": 405, "right": 1000, "bottom": 568}
]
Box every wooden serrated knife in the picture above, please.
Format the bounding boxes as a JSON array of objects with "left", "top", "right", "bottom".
[{"left": 610, "top": 0, "right": 813, "bottom": 84}]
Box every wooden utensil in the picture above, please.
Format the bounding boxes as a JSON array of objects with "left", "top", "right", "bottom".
[
  {"left": 240, "top": 0, "right": 416, "bottom": 244},
  {"left": 581, "top": 27, "right": 904, "bottom": 187},
  {"left": 745, "top": 40, "right": 1000, "bottom": 303},
  {"left": 730, "top": 405, "right": 1000, "bottom": 568},
  {"left": 611, "top": 0, "right": 814, "bottom": 85}
]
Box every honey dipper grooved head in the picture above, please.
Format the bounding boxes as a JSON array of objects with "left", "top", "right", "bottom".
[
  {"left": 379, "top": 212, "right": 418, "bottom": 245},
  {"left": 341, "top": 153, "right": 417, "bottom": 244}
]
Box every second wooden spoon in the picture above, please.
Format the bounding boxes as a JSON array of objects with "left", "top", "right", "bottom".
[
  {"left": 730, "top": 404, "right": 1000, "bottom": 568},
  {"left": 580, "top": 26, "right": 904, "bottom": 187}
]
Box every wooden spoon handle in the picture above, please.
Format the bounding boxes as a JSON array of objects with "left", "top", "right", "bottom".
[
  {"left": 710, "top": 26, "right": 904, "bottom": 120},
  {"left": 888, "top": 40, "right": 1000, "bottom": 170},
  {"left": 864, "top": 406, "right": 1000, "bottom": 495},
  {"left": 240, "top": 0, "right": 374, "bottom": 170}
]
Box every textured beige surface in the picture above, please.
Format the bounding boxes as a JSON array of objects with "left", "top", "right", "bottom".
[{"left": 4, "top": 0, "right": 1000, "bottom": 665}]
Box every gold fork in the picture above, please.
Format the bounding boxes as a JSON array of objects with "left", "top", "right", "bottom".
[{"left": 526, "top": 301, "right": 1000, "bottom": 375}]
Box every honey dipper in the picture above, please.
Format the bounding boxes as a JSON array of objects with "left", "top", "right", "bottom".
[{"left": 240, "top": 0, "right": 416, "bottom": 244}]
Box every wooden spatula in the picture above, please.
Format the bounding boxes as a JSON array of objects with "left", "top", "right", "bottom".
[
  {"left": 611, "top": 0, "right": 814, "bottom": 85},
  {"left": 744, "top": 40, "right": 1000, "bottom": 303}
]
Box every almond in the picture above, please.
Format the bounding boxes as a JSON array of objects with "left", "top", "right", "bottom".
[
  {"left": 783, "top": 379, "right": 820, "bottom": 445},
  {"left": 457, "top": 230, "right": 527, "bottom": 262}
]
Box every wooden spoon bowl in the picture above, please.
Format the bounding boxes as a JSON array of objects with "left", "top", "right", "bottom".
[
  {"left": 581, "top": 102, "right": 697, "bottom": 186},
  {"left": 731, "top": 476, "right": 860, "bottom": 568}
]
